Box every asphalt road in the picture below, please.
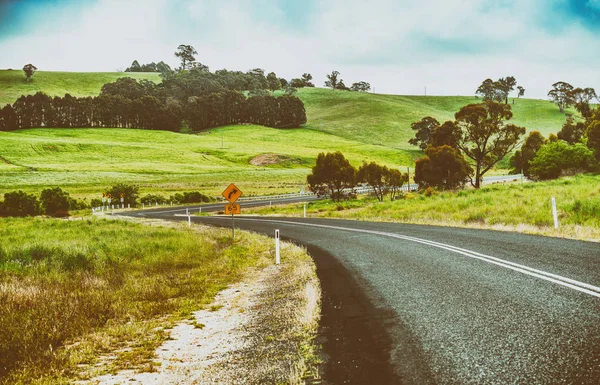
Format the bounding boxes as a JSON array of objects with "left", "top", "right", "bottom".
[{"left": 123, "top": 204, "right": 600, "bottom": 384}]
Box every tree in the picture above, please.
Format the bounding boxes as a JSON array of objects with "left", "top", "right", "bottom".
[
  {"left": 414, "top": 145, "right": 472, "bottom": 190},
  {"left": 571, "top": 87, "right": 597, "bottom": 121},
  {"left": 384, "top": 169, "right": 408, "bottom": 200},
  {"left": 496, "top": 76, "right": 517, "bottom": 104},
  {"left": 106, "top": 183, "right": 139, "bottom": 207},
  {"left": 126, "top": 60, "right": 142, "bottom": 72},
  {"left": 307, "top": 152, "right": 356, "bottom": 201},
  {"left": 510, "top": 130, "right": 546, "bottom": 176},
  {"left": 22, "top": 64, "right": 37, "bottom": 82},
  {"left": 453, "top": 101, "right": 526, "bottom": 188},
  {"left": 517, "top": 86, "right": 525, "bottom": 98},
  {"left": 40, "top": 187, "right": 70, "bottom": 216},
  {"left": 174, "top": 44, "right": 198, "bottom": 71},
  {"left": 475, "top": 78, "right": 497, "bottom": 101},
  {"left": 324, "top": 70, "right": 341, "bottom": 90},
  {"left": 548, "top": 81, "right": 575, "bottom": 112},
  {"left": 586, "top": 120, "right": 600, "bottom": 162},
  {"left": 279, "top": 78, "right": 288, "bottom": 88},
  {"left": 0, "top": 190, "right": 40, "bottom": 217},
  {"left": 266, "top": 72, "right": 281, "bottom": 93},
  {"left": 336, "top": 80, "right": 349, "bottom": 91},
  {"left": 350, "top": 81, "right": 371, "bottom": 92},
  {"left": 529, "top": 141, "right": 596, "bottom": 180},
  {"left": 430, "top": 121, "right": 460, "bottom": 149},
  {"left": 357, "top": 162, "right": 388, "bottom": 201},
  {"left": 408, "top": 116, "right": 440, "bottom": 150},
  {"left": 301, "top": 73, "right": 315, "bottom": 87},
  {"left": 557, "top": 117, "right": 586, "bottom": 144}
]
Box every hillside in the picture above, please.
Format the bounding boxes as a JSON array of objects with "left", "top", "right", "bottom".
[
  {"left": 295, "top": 88, "right": 572, "bottom": 148},
  {"left": 0, "top": 126, "right": 414, "bottom": 198},
  {"left": 0, "top": 70, "right": 161, "bottom": 106}
]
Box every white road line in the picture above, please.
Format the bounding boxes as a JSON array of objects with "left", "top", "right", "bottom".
[{"left": 228, "top": 218, "right": 600, "bottom": 299}]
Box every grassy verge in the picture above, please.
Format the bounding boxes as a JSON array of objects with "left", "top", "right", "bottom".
[
  {"left": 0, "top": 216, "right": 276, "bottom": 384},
  {"left": 246, "top": 174, "right": 600, "bottom": 241}
]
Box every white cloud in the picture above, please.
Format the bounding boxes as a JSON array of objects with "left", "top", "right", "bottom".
[{"left": 0, "top": 0, "right": 598, "bottom": 98}]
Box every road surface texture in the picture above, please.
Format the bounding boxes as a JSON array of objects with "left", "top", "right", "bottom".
[{"left": 124, "top": 203, "right": 599, "bottom": 385}]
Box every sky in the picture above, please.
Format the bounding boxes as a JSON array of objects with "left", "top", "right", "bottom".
[{"left": 0, "top": 0, "right": 599, "bottom": 98}]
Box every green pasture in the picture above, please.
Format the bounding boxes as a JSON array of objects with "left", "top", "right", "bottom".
[
  {"left": 295, "top": 88, "right": 573, "bottom": 148},
  {"left": 0, "top": 126, "right": 418, "bottom": 199},
  {"left": 0, "top": 70, "right": 161, "bottom": 106}
]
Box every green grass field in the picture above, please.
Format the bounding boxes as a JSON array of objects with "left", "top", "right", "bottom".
[
  {"left": 0, "top": 70, "right": 577, "bottom": 198},
  {"left": 0, "top": 70, "right": 161, "bottom": 106},
  {"left": 0, "top": 126, "right": 417, "bottom": 199}
]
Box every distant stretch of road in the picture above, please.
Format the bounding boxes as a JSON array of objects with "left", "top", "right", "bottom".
[{"left": 122, "top": 197, "right": 599, "bottom": 384}]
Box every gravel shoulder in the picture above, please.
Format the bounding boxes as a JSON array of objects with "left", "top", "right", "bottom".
[{"left": 80, "top": 217, "right": 322, "bottom": 385}]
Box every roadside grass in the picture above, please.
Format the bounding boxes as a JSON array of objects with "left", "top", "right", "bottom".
[
  {"left": 0, "top": 126, "right": 414, "bottom": 199},
  {"left": 0, "top": 216, "right": 274, "bottom": 384},
  {"left": 246, "top": 174, "right": 600, "bottom": 241},
  {"left": 0, "top": 70, "right": 160, "bottom": 106}
]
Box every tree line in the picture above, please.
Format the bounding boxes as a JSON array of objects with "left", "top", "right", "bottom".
[
  {"left": 307, "top": 152, "right": 408, "bottom": 202},
  {"left": 0, "top": 84, "right": 306, "bottom": 132}
]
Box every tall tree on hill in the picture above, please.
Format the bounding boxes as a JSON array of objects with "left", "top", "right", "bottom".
[
  {"left": 301, "top": 73, "right": 315, "bottom": 87},
  {"left": 496, "top": 76, "right": 517, "bottom": 104},
  {"left": 548, "top": 81, "right": 575, "bottom": 112},
  {"left": 453, "top": 101, "right": 526, "bottom": 188},
  {"left": 476, "top": 78, "right": 501, "bottom": 101},
  {"left": 325, "top": 71, "right": 341, "bottom": 90},
  {"left": 174, "top": 44, "right": 198, "bottom": 71},
  {"left": 22, "top": 64, "right": 37, "bottom": 82},
  {"left": 408, "top": 116, "right": 440, "bottom": 150},
  {"left": 571, "top": 87, "right": 597, "bottom": 121},
  {"left": 266, "top": 72, "right": 281, "bottom": 93},
  {"left": 517, "top": 86, "right": 525, "bottom": 98}
]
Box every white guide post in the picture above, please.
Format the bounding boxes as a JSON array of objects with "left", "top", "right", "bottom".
[
  {"left": 188, "top": 214, "right": 191, "bottom": 227},
  {"left": 552, "top": 197, "right": 559, "bottom": 229},
  {"left": 275, "top": 229, "right": 280, "bottom": 265},
  {"left": 304, "top": 203, "right": 307, "bottom": 218}
]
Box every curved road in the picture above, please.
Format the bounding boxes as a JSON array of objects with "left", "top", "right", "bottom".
[{"left": 124, "top": 203, "right": 600, "bottom": 384}]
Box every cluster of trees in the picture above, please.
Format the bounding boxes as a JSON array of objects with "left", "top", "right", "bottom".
[
  {"left": 476, "top": 76, "right": 524, "bottom": 103},
  {"left": 0, "top": 83, "right": 306, "bottom": 132},
  {"left": 547, "top": 81, "right": 597, "bottom": 117},
  {"left": 409, "top": 100, "right": 526, "bottom": 190},
  {"left": 125, "top": 60, "right": 172, "bottom": 73},
  {"left": 324, "top": 71, "right": 371, "bottom": 92},
  {"left": 140, "top": 191, "right": 212, "bottom": 206},
  {"left": 306, "top": 152, "right": 408, "bottom": 201},
  {"left": 511, "top": 106, "right": 600, "bottom": 180},
  {"left": 0, "top": 187, "right": 87, "bottom": 217}
]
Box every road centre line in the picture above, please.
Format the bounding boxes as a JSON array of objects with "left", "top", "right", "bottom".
[{"left": 229, "top": 218, "right": 600, "bottom": 299}]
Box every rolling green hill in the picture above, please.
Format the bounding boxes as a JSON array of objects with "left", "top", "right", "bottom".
[
  {"left": 0, "top": 70, "right": 161, "bottom": 106},
  {"left": 295, "top": 88, "right": 572, "bottom": 148},
  {"left": 0, "top": 126, "right": 417, "bottom": 198},
  {"left": 0, "top": 70, "right": 577, "bottom": 198}
]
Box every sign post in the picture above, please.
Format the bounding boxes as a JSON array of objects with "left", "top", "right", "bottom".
[
  {"left": 222, "top": 183, "right": 243, "bottom": 240},
  {"left": 120, "top": 194, "right": 124, "bottom": 209},
  {"left": 552, "top": 197, "right": 559, "bottom": 229}
]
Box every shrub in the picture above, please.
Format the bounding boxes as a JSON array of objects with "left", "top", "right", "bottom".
[
  {"left": 106, "top": 183, "right": 139, "bottom": 207},
  {"left": 529, "top": 141, "right": 596, "bottom": 180},
  {"left": 141, "top": 194, "right": 167, "bottom": 205},
  {"left": 40, "top": 187, "right": 70, "bottom": 216},
  {"left": 0, "top": 191, "right": 40, "bottom": 217},
  {"left": 182, "top": 191, "right": 211, "bottom": 203}
]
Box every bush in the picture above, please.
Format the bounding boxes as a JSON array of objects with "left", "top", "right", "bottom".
[
  {"left": 141, "top": 194, "right": 167, "bottom": 205},
  {"left": 40, "top": 187, "right": 70, "bottom": 216},
  {"left": 106, "top": 183, "right": 139, "bottom": 207},
  {"left": 182, "top": 191, "right": 211, "bottom": 203},
  {"left": 529, "top": 141, "right": 596, "bottom": 180},
  {"left": 0, "top": 191, "right": 40, "bottom": 217}
]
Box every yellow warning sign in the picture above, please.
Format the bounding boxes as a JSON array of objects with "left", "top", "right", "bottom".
[
  {"left": 222, "top": 183, "right": 243, "bottom": 204},
  {"left": 225, "top": 204, "right": 241, "bottom": 215}
]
